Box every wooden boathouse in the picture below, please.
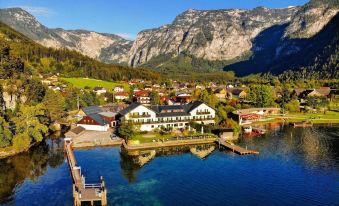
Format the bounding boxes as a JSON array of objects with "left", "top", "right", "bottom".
[{"left": 64, "top": 138, "right": 107, "bottom": 206}]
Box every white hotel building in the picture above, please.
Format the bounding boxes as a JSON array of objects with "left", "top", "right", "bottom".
[{"left": 118, "top": 101, "right": 215, "bottom": 131}]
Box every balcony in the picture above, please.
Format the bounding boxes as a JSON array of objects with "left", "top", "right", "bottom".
[
  {"left": 125, "top": 118, "right": 214, "bottom": 125},
  {"left": 129, "top": 114, "right": 151, "bottom": 118},
  {"left": 196, "top": 111, "right": 211, "bottom": 115}
]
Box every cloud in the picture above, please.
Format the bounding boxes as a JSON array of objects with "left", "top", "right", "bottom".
[
  {"left": 17, "top": 6, "right": 55, "bottom": 17},
  {"left": 116, "top": 33, "right": 136, "bottom": 40}
]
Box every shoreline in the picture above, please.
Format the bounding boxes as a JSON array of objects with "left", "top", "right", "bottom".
[{"left": 0, "top": 142, "right": 40, "bottom": 159}]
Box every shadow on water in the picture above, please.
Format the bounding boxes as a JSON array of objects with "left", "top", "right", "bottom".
[
  {"left": 0, "top": 137, "right": 65, "bottom": 204},
  {"left": 120, "top": 144, "right": 216, "bottom": 183}
]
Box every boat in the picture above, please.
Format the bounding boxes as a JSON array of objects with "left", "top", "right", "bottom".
[
  {"left": 243, "top": 126, "right": 252, "bottom": 134},
  {"left": 252, "top": 128, "right": 266, "bottom": 135},
  {"left": 291, "top": 121, "right": 313, "bottom": 128}
]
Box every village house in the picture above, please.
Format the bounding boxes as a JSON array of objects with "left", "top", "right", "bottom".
[
  {"left": 233, "top": 108, "right": 281, "bottom": 125},
  {"left": 295, "top": 87, "right": 331, "bottom": 99},
  {"left": 41, "top": 74, "right": 59, "bottom": 85},
  {"left": 118, "top": 101, "right": 215, "bottom": 131},
  {"left": 134, "top": 90, "right": 151, "bottom": 105},
  {"left": 168, "top": 94, "right": 192, "bottom": 105},
  {"left": 113, "top": 86, "right": 124, "bottom": 93},
  {"left": 227, "top": 88, "right": 247, "bottom": 100},
  {"left": 77, "top": 106, "right": 117, "bottom": 131},
  {"left": 93, "top": 87, "right": 107, "bottom": 95},
  {"left": 214, "top": 88, "right": 227, "bottom": 100},
  {"left": 114, "top": 91, "right": 129, "bottom": 101}
]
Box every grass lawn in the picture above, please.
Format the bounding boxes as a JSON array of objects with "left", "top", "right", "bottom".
[
  {"left": 61, "top": 77, "right": 129, "bottom": 91},
  {"left": 265, "top": 111, "right": 339, "bottom": 124},
  {"left": 130, "top": 132, "right": 218, "bottom": 143}
]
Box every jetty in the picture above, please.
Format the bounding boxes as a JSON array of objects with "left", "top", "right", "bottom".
[
  {"left": 217, "top": 139, "right": 259, "bottom": 155},
  {"left": 291, "top": 121, "right": 313, "bottom": 128},
  {"left": 64, "top": 138, "right": 107, "bottom": 206}
]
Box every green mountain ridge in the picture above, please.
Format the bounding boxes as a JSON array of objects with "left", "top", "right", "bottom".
[{"left": 0, "top": 21, "right": 160, "bottom": 81}]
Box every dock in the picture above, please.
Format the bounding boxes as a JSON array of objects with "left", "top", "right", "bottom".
[
  {"left": 64, "top": 139, "right": 107, "bottom": 206},
  {"left": 217, "top": 139, "right": 259, "bottom": 155},
  {"left": 291, "top": 121, "right": 313, "bottom": 128}
]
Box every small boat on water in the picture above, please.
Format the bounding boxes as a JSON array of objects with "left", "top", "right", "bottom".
[
  {"left": 252, "top": 128, "right": 266, "bottom": 134},
  {"left": 243, "top": 126, "right": 252, "bottom": 134},
  {"left": 291, "top": 121, "right": 313, "bottom": 128}
]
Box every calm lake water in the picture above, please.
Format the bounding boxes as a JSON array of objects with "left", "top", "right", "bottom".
[{"left": 0, "top": 124, "right": 338, "bottom": 206}]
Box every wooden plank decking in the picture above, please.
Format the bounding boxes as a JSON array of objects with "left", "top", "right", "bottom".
[
  {"left": 217, "top": 139, "right": 259, "bottom": 155},
  {"left": 64, "top": 140, "right": 107, "bottom": 206}
]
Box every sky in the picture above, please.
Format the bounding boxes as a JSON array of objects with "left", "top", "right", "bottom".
[{"left": 1, "top": 0, "right": 309, "bottom": 40}]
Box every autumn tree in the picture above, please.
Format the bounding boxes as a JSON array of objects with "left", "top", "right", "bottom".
[
  {"left": 0, "top": 116, "right": 12, "bottom": 148},
  {"left": 247, "top": 85, "right": 276, "bottom": 107},
  {"left": 12, "top": 104, "right": 48, "bottom": 151},
  {"left": 43, "top": 90, "right": 65, "bottom": 121}
]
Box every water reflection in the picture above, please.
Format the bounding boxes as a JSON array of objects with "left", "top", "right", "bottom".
[
  {"left": 0, "top": 138, "right": 65, "bottom": 204},
  {"left": 120, "top": 144, "right": 216, "bottom": 183},
  {"left": 240, "top": 124, "right": 339, "bottom": 170}
]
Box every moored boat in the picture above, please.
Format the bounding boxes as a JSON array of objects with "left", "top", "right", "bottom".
[
  {"left": 243, "top": 126, "right": 252, "bottom": 133},
  {"left": 291, "top": 121, "right": 313, "bottom": 128},
  {"left": 252, "top": 128, "right": 266, "bottom": 134}
]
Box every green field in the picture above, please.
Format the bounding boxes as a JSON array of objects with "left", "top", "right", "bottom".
[
  {"left": 61, "top": 77, "right": 129, "bottom": 91},
  {"left": 265, "top": 111, "right": 339, "bottom": 124}
]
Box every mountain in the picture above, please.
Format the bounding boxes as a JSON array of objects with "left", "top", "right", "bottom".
[
  {"left": 0, "top": 8, "right": 132, "bottom": 64},
  {"left": 128, "top": 0, "right": 338, "bottom": 77},
  {"left": 0, "top": 20, "right": 160, "bottom": 81},
  {"left": 128, "top": 7, "right": 298, "bottom": 67},
  {"left": 1, "top": 0, "right": 338, "bottom": 78}
]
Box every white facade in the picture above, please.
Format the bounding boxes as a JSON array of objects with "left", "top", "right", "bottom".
[
  {"left": 94, "top": 90, "right": 107, "bottom": 95},
  {"left": 115, "top": 95, "right": 128, "bottom": 100},
  {"left": 77, "top": 124, "right": 109, "bottom": 131},
  {"left": 114, "top": 86, "right": 124, "bottom": 92},
  {"left": 120, "top": 102, "right": 215, "bottom": 131}
]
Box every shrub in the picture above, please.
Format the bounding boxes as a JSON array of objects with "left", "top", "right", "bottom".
[{"left": 12, "top": 133, "right": 30, "bottom": 152}]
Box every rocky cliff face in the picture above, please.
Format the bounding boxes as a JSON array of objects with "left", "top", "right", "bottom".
[
  {"left": 0, "top": 8, "right": 132, "bottom": 64},
  {"left": 128, "top": 7, "right": 298, "bottom": 67},
  {"left": 285, "top": 0, "right": 339, "bottom": 38}
]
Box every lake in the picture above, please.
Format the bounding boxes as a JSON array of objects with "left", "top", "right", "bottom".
[{"left": 0, "top": 124, "right": 338, "bottom": 206}]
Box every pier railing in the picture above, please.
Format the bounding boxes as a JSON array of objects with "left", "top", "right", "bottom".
[{"left": 64, "top": 139, "right": 107, "bottom": 206}]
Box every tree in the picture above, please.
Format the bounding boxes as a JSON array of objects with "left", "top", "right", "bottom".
[
  {"left": 24, "top": 79, "right": 46, "bottom": 105},
  {"left": 0, "top": 116, "right": 12, "bottom": 148},
  {"left": 43, "top": 90, "right": 65, "bottom": 121},
  {"left": 0, "top": 85, "right": 5, "bottom": 115},
  {"left": 306, "top": 96, "right": 329, "bottom": 110},
  {"left": 118, "top": 122, "right": 135, "bottom": 140},
  {"left": 12, "top": 104, "right": 48, "bottom": 151},
  {"left": 150, "top": 91, "right": 160, "bottom": 105},
  {"left": 285, "top": 100, "right": 300, "bottom": 113},
  {"left": 247, "top": 85, "right": 276, "bottom": 107}
]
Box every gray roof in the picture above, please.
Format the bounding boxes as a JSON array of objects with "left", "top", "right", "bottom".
[
  {"left": 119, "top": 101, "right": 206, "bottom": 118},
  {"left": 99, "top": 112, "right": 116, "bottom": 118},
  {"left": 83, "top": 106, "right": 103, "bottom": 115},
  {"left": 118, "top": 102, "right": 142, "bottom": 116},
  {"left": 88, "top": 113, "right": 109, "bottom": 126},
  {"left": 82, "top": 106, "right": 110, "bottom": 126}
]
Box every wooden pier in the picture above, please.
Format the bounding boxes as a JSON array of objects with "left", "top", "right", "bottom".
[
  {"left": 217, "top": 139, "right": 259, "bottom": 155},
  {"left": 64, "top": 139, "right": 107, "bottom": 206},
  {"left": 291, "top": 121, "right": 313, "bottom": 128}
]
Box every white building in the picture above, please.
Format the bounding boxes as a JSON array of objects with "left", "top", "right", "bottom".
[
  {"left": 115, "top": 92, "right": 129, "bottom": 100},
  {"left": 114, "top": 86, "right": 124, "bottom": 93},
  {"left": 93, "top": 87, "right": 107, "bottom": 95},
  {"left": 118, "top": 101, "right": 215, "bottom": 131}
]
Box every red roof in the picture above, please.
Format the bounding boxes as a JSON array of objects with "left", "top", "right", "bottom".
[
  {"left": 115, "top": 92, "right": 129, "bottom": 96},
  {"left": 134, "top": 90, "right": 150, "bottom": 97}
]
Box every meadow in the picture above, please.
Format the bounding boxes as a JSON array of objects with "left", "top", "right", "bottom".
[{"left": 61, "top": 77, "right": 129, "bottom": 91}]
